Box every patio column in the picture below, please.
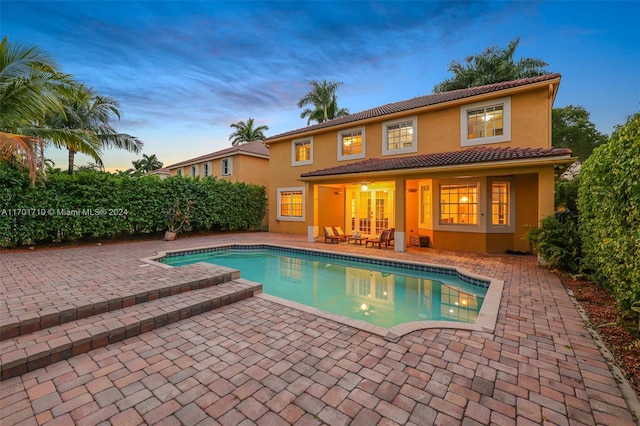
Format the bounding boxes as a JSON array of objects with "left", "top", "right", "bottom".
[
  {"left": 538, "top": 167, "right": 555, "bottom": 222},
  {"left": 307, "top": 182, "right": 318, "bottom": 242},
  {"left": 394, "top": 178, "right": 406, "bottom": 252}
]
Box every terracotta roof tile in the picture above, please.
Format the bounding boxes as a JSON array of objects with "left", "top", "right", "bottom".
[
  {"left": 166, "top": 140, "right": 268, "bottom": 169},
  {"left": 300, "top": 146, "right": 573, "bottom": 178},
  {"left": 266, "top": 74, "right": 561, "bottom": 141}
]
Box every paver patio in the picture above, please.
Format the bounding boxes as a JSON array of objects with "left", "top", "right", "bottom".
[{"left": 1, "top": 232, "right": 638, "bottom": 425}]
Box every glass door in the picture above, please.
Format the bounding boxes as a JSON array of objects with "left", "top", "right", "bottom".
[{"left": 349, "top": 184, "right": 394, "bottom": 236}]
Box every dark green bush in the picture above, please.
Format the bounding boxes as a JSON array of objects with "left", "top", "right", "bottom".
[
  {"left": 526, "top": 215, "right": 582, "bottom": 274},
  {"left": 0, "top": 166, "right": 266, "bottom": 247},
  {"left": 578, "top": 112, "right": 640, "bottom": 327}
]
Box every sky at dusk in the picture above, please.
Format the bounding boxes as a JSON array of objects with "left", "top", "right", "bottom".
[{"left": 2, "top": 1, "right": 639, "bottom": 172}]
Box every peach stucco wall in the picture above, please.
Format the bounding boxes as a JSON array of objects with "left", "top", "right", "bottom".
[
  {"left": 168, "top": 155, "right": 268, "bottom": 189},
  {"left": 267, "top": 85, "right": 558, "bottom": 252}
]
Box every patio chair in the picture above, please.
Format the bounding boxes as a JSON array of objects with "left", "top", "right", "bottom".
[
  {"left": 386, "top": 228, "right": 395, "bottom": 247},
  {"left": 333, "top": 226, "right": 352, "bottom": 240},
  {"left": 323, "top": 226, "right": 344, "bottom": 243},
  {"left": 365, "top": 229, "right": 390, "bottom": 248}
]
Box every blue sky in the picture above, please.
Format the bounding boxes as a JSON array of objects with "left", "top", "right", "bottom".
[{"left": 3, "top": 1, "right": 639, "bottom": 171}]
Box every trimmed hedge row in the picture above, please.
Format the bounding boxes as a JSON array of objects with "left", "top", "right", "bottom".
[
  {"left": 578, "top": 112, "right": 640, "bottom": 326},
  {"left": 0, "top": 167, "right": 266, "bottom": 247}
]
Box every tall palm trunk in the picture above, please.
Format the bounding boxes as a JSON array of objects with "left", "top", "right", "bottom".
[{"left": 67, "top": 148, "right": 75, "bottom": 175}]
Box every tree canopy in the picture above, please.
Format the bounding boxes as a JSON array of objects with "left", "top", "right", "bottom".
[
  {"left": 433, "top": 37, "right": 549, "bottom": 93},
  {"left": 46, "top": 83, "right": 143, "bottom": 174},
  {"left": 297, "top": 79, "right": 349, "bottom": 125},
  {"left": 552, "top": 105, "right": 608, "bottom": 162},
  {"left": 229, "top": 118, "right": 269, "bottom": 146},
  {"left": 0, "top": 37, "right": 142, "bottom": 180},
  {"left": 0, "top": 36, "right": 71, "bottom": 183},
  {"left": 132, "top": 154, "right": 164, "bottom": 174}
]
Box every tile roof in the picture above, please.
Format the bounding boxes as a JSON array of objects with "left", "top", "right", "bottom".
[
  {"left": 166, "top": 140, "right": 269, "bottom": 169},
  {"left": 266, "top": 74, "right": 561, "bottom": 141},
  {"left": 300, "top": 146, "right": 573, "bottom": 178}
]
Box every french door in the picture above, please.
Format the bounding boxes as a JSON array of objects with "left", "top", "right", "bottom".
[{"left": 349, "top": 185, "right": 394, "bottom": 236}]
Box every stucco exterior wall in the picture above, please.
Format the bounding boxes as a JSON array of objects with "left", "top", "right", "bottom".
[{"left": 267, "top": 83, "right": 562, "bottom": 252}]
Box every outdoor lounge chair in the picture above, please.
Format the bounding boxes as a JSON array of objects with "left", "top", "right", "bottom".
[
  {"left": 323, "top": 226, "right": 344, "bottom": 243},
  {"left": 386, "top": 228, "right": 395, "bottom": 247},
  {"left": 365, "top": 229, "right": 390, "bottom": 248},
  {"left": 333, "top": 226, "right": 352, "bottom": 240}
]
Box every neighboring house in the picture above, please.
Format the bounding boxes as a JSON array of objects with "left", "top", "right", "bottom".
[
  {"left": 150, "top": 167, "right": 170, "bottom": 179},
  {"left": 164, "top": 140, "right": 269, "bottom": 187},
  {"left": 264, "top": 74, "right": 575, "bottom": 254}
]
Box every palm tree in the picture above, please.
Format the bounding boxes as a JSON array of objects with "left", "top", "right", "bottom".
[
  {"left": 132, "top": 153, "right": 163, "bottom": 174},
  {"left": 297, "top": 79, "right": 349, "bottom": 125},
  {"left": 229, "top": 118, "right": 269, "bottom": 146},
  {"left": 0, "top": 36, "right": 75, "bottom": 183},
  {"left": 433, "top": 37, "right": 549, "bottom": 93},
  {"left": 47, "top": 83, "right": 143, "bottom": 174}
]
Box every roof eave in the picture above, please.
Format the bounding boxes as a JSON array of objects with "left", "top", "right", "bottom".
[
  {"left": 166, "top": 150, "right": 268, "bottom": 169},
  {"left": 266, "top": 77, "right": 562, "bottom": 144},
  {"left": 298, "top": 154, "right": 575, "bottom": 182}
]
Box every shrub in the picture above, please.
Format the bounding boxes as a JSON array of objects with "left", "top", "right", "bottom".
[
  {"left": 0, "top": 166, "right": 267, "bottom": 247},
  {"left": 526, "top": 215, "right": 582, "bottom": 274},
  {"left": 578, "top": 112, "right": 640, "bottom": 328}
]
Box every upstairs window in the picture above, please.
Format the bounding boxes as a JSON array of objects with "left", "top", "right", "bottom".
[
  {"left": 292, "top": 137, "right": 313, "bottom": 166},
  {"left": 382, "top": 116, "right": 418, "bottom": 155},
  {"left": 338, "top": 127, "right": 365, "bottom": 161},
  {"left": 468, "top": 105, "right": 503, "bottom": 139},
  {"left": 221, "top": 158, "right": 232, "bottom": 176},
  {"left": 190, "top": 165, "right": 198, "bottom": 178},
  {"left": 461, "top": 97, "right": 511, "bottom": 146},
  {"left": 203, "top": 162, "right": 210, "bottom": 177},
  {"left": 176, "top": 168, "right": 183, "bottom": 176}
]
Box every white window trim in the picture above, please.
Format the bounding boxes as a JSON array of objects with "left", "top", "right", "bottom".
[
  {"left": 337, "top": 126, "right": 366, "bottom": 161},
  {"left": 418, "top": 181, "right": 432, "bottom": 230},
  {"left": 203, "top": 162, "right": 211, "bottom": 177},
  {"left": 190, "top": 164, "right": 199, "bottom": 178},
  {"left": 221, "top": 157, "right": 233, "bottom": 176},
  {"left": 277, "top": 187, "right": 305, "bottom": 222},
  {"left": 382, "top": 115, "right": 418, "bottom": 156},
  {"left": 460, "top": 96, "right": 511, "bottom": 147},
  {"left": 436, "top": 180, "right": 481, "bottom": 231},
  {"left": 431, "top": 177, "right": 516, "bottom": 233},
  {"left": 292, "top": 137, "right": 313, "bottom": 166},
  {"left": 487, "top": 178, "right": 515, "bottom": 233}
]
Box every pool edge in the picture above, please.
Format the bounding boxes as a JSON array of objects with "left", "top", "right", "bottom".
[{"left": 141, "top": 243, "right": 504, "bottom": 339}]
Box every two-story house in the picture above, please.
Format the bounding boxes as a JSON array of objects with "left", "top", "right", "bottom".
[
  {"left": 264, "top": 74, "right": 574, "bottom": 254},
  {"left": 165, "top": 140, "right": 269, "bottom": 186}
]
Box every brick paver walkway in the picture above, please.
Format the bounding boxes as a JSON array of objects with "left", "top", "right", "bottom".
[{"left": 1, "top": 232, "right": 638, "bottom": 425}]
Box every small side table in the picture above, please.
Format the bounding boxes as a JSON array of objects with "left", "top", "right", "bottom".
[{"left": 348, "top": 237, "right": 367, "bottom": 245}]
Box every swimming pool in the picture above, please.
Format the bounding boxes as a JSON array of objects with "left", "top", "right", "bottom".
[{"left": 159, "top": 245, "right": 494, "bottom": 332}]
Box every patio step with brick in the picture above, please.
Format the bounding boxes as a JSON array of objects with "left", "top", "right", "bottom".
[
  {"left": 0, "top": 278, "right": 262, "bottom": 381},
  {"left": 0, "top": 263, "right": 240, "bottom": 341}
]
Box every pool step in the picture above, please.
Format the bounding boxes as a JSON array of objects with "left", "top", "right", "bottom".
[
  {"left": 0, "top": 278, "right": 262, "bottom": 381},
  {"left": 0, "top": 263, "right": 240, "bottom": 342}
]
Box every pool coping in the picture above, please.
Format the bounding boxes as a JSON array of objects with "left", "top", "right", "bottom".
[{"left": 142, "top": 243, "right": 504, "bottom": 340}]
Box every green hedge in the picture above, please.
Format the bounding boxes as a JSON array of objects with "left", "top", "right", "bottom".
[
  {"left": 578, "top": 112, "right": 640, "bottom": 327},
  {"left": 0, "top": 167, "right": 267, "bottom": 247}
]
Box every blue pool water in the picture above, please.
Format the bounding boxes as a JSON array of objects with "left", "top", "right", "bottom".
[{"left": 163, "top": 247, "right": 487, "bottom": 328}]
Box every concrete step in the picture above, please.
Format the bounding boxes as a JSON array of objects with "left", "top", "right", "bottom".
[
  {"left": 0, "top": 263, "right": 240, "bottom": 341},
  {"left": 0, "top": 278, "right": 262, "bottom": 381}
]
